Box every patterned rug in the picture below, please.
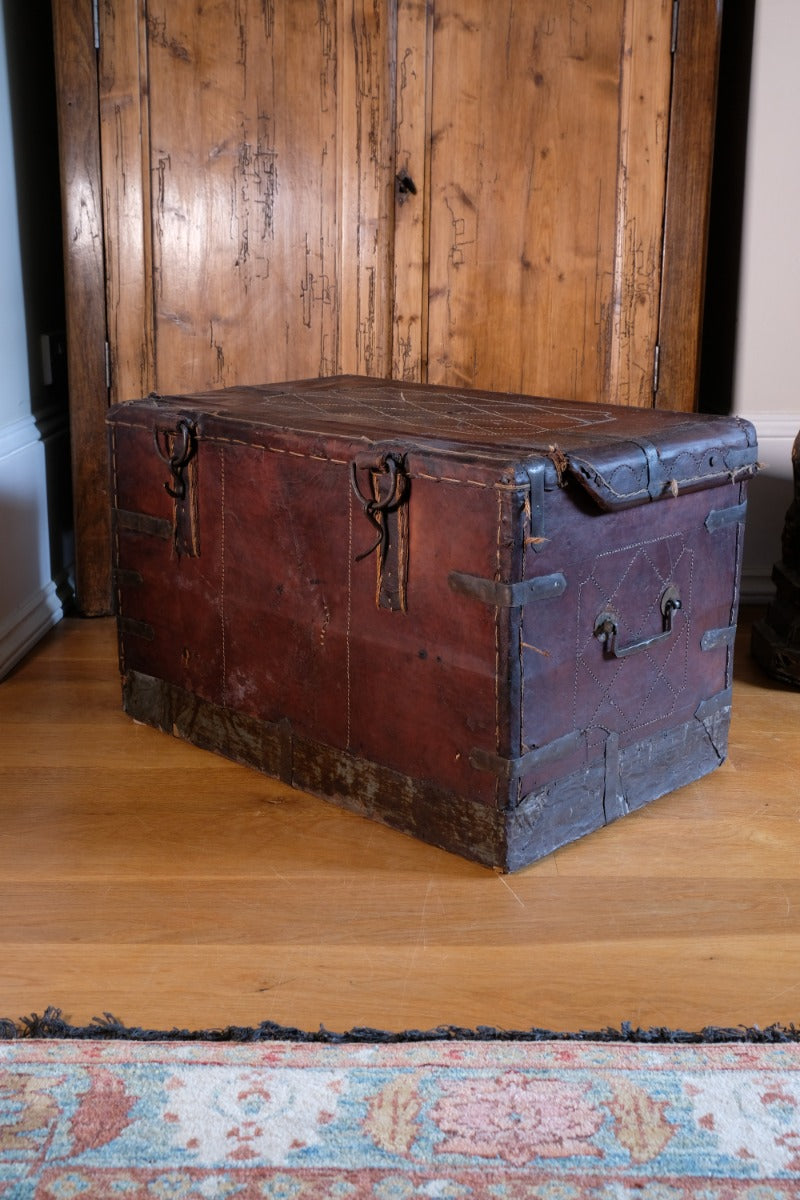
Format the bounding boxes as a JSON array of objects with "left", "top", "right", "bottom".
[{"left": 3, "top": 1019, "right": 800, "bottom": 1198}]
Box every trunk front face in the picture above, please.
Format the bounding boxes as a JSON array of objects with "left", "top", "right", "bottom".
[{"left": 112, "top": 413, "right": 509, "bottom": 809}]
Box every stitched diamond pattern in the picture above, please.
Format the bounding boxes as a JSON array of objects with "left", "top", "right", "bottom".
[
  {"left": 572, "top": 534, "right": 693, "bottom": 738},
  {"left": 222, "top": 384, "right": 619, "bottom": 441}
]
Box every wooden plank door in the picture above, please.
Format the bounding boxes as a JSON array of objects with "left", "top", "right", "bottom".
[
  {"left": 98, "top": 0, "right": 717, "bottom": 405},
  {"left": 99, "top": 0, "right": 396, "bottom": 403},
  {"left": 426, "top": 0, "right": 674, "bottom": 406},
  {"left": 393, "top": 1, "right": 681, "bottom": 408}
]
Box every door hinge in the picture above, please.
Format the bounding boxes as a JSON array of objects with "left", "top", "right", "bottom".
[
  {"left": 671, "top": 0, "right": 680, "bottom": 54},
  {"left": 104, "top": 341, "right": 112, "bottom": 390},
  {"left": 93, "top": 0, "right": 100, "bottom": 50},
  {"left": 652, "top": 343, "right": 661, "bottom": 395}
]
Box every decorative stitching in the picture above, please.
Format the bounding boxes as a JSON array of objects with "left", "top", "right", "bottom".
[
  {"left": 571, "top": 454, "right": 756, "bottom": 502},
  {"left": 108, "top": 421, "right": 513, "bottom": 490},
  {"left": 220, "top": 446, "right": 227, "bottom": 708},
  {"left": 495, "top": 488, "right": 502, "bottom": 809},
  {"left": 569, "top": 533, "right": 694, "bottom": 739},
  {"left": 346, "top": 484, "right": 353, "bottom": 752},
  {"left": 107, "top": 420, "right": 348, "bottom": 464},
  {"left": 257, "top": 384, "right": 617, "bottom": 436},
  {"left": 414, "top": 472, "right": 510, "bottom": 490},
  {"left": 207, "top": 436, "right": 348, "bottom": 463},
  {"left": 517, "top": 489, "right": 526, "bottom": 807},
  {"left": 111, "top": 427, "right": 124, "bottom": 676}
]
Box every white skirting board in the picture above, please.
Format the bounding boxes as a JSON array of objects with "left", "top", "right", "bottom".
[
  {"left": 0, "top": 578, "right": 66, "bottom": 680},
  {"left": 738, "top": 412, "right": 797, "bottom": 605},
  {"left": 0, "top": 410, "right": 73, "bottom": 680}
]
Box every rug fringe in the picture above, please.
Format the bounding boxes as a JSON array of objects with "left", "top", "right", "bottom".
[{"left": 1, "top": 1007, "right": 800, "bottom": 1044}]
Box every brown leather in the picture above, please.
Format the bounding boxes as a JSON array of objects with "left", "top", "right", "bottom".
[{"left": 108, "top": 376, "right": 758, "bottom": 868}]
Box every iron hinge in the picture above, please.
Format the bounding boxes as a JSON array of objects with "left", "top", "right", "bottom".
[
  {"left": 93, "top": 0, "right": 100, "bottom": 50},
  {"left": 671, "top": 0, "right": 680, "bottom": 54}
]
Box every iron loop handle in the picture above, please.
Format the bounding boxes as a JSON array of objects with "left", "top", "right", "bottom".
[
  {"left": 350, "top": 455, "right": 407, "bottom": 563},
  {"left": 153, "top": 418, "right": 195, "bottom": 500},
  {"left": 594, "top": 584, "right": 682, "bottom": 659}
]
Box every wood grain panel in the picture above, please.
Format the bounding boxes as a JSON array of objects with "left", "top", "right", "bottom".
[
  {"left": 608, "top": 0, "right": 674, "bottom": 407},
  {"left": 5, "top": 876, "right": 800, "bottom": 944},
  {"left": 425, "top": 1, "right": 673, "bottom": 406},
  {"left": 427, "top": 1, "right": 616, "bottom": 396},
  {"left": 98, "top": 0, "right": 154, "bottom": 404},
  {"left": 656, "top": 0, "right": 724, "bottom": 412},
  {"left": 51, "top": 0, "right": 112, "bottom": 615},
  {"left": 337, "top": 0, "right": 397, "bottom": 378},
  {"left": 391, "top": 0, "right": 431, "bottom": 381},
  {"left": 145, "top": 1, "right": 340, "bottom": 392},
  {"left": 6, "top": 937, "right": 800, "bottom": 1034}
]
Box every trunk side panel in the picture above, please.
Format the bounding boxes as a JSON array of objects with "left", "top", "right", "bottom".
[{"left": 520, "top": 480, "right": 745, "bottom": 788}]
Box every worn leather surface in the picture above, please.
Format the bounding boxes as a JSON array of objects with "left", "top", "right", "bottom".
[
  {"left": 133, "top": 375, "right": 758, "bottom": 503},
  {"left": 108, "top": 377, "right": 756, "bottom": 865},
  {"left": 516, "top": 479, "right": 747, "bottom": 799}
]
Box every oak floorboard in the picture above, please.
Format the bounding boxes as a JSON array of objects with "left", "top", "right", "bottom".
[{"left": 1, "top": 611, "right": 799, "bottom": 1034}]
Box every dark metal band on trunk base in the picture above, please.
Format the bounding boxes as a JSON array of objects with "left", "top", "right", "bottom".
[{"left": 122, "top": 670, "right": 731, "bottom": 873}]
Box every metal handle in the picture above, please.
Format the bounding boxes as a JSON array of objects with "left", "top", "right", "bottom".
[
  {"left": 153, "top": 418, "right": 196, "bottom": 500},
  {"left": 350, "top": 454, "right": 407, "bottom": 563},
  {"left": 594, "top": 584, "right": 682, "bottom": 659}
]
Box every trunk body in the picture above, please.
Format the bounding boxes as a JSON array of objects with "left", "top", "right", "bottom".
[{"left": 108, "top": 377, "right": 758, "bottom": 870}]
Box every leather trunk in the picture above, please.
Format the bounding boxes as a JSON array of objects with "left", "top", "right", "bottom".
[{"left": 107, "top": 376, "right": 758, "bottom": 871}]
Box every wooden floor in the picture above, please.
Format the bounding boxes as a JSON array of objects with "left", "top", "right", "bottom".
[{"left": 1, "top": 609, "right": 798, "bottom": 1035}]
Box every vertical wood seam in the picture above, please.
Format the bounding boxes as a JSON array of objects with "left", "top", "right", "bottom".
[
  {"left": 385, "top": 0, "right": 400, "bottom": 378},
  {"left": 52, "top": 0, "right": 113, "bottom": 613},
  {"left": 420, "top": 0, "right": 434, "bottom": 383},
  {"left": 608, "top": 0, "right": 632, "bottom": 405},
  {"left": 111, "top": 427, "right": 124, "bottom": 670},
  {"left": 346, "top": 483, "right": 354, "bottom": 750},
  {"left": 494, "top": 485, "right": 502, "bottom": 809},
  {"left": 654, "top": 0, "right": 723, "bottom": 412},
  {"left": 652, "top": 0, "right": 682, "bottom": 408},
  {"left": 139, "top": 0, "right": 156, "bottom": 394}
]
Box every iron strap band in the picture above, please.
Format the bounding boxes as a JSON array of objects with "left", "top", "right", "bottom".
[
  {"left": 448, "top": 571, "right": 567, "bottom": 608},
  {"left": 695, "top": 687, "right": 733, "bottom": 722},
  {"left": 526, "top": 462, "right": 547, "bottom": 552},
  {"left": 701, "top": 625, "right": 737, "bottom": 651},
  {"left": 705, "top": 501, "right": 748, "bottom": 532},
  {"left": 627, "top": 436, "right": 665, "bottom": 500},
  {"left": 119, "top": 617, "right": 154, "bottom": 641},
  {"left": 114, "top": 509, "right": 172, "bottom": 541},
  {"left": 470, "top": 729, "right": 585, "bottom": 782},
  {"left": 113, "top": 568, "right": 143, "bottom": 588}
]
